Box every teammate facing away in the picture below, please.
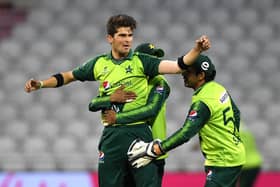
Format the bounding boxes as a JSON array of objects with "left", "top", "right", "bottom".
[
  {"left": 24, "top": 14, "right": 211, "bottom": 187},
  {"left": 89, "top": 43, "right": 169, "bottom": 187},
  {"left": 128, "top": 54, "right": 246, "bottom": 187},
  {"left": 237, "top": 122, "right": 262, "bottom": 187}
]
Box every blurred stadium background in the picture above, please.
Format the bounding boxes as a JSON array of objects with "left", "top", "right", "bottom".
[{"left": 0, "top": 0, "right": 279, "bottom": 186}]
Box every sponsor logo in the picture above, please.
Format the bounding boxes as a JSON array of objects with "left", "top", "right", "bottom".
[
  {"left": 201, "top": 61, "right": 210, "bottom": 71},
  {"left": 99, "top": 151, "right": 105, "bottom": 163},
  {"left": 219, "top": 91, "right": 229, "bottom": 103},
  {"left": 187, "top": 110, "right": 198, "bottom": 121},
  {"left": 103, "top": 81, "right": 110, "bottom": 90},
  {"left": 155, "top": 86, "right": 164, "bottom": 94},
  {"left": 206, "top": 170, "right": 213, "bottom": 181}
]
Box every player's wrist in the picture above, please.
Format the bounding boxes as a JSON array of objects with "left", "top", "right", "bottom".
[
  {"left": 39, "top": 81, "right": 44, "bottom": 89},
  {"left": 152, "top": 140, "right": 165, "bottom": 156}
]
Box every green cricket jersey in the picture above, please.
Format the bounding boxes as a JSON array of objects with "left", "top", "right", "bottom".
[
  {"left": 73, "top": 50, "right": 161, "bottom": 125},
  {"left": 89, "top": 75, "right": 170, "bottom": 159},
  {"left": 161, "top": 81, "right": 246, "bottom": 167},
  {"left": 240, "top": 123, "right": 262, "bottom": 169}
]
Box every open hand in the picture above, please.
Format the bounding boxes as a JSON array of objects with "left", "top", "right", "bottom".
[
  {"left": 103, "top": 110, "right": 117, "bottom": 125},
  {"left": 110, "top": 85, "right": 137, "bottom": 103}
]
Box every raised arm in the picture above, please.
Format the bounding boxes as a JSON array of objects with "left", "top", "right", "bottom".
[{"left": 158, "top": 35, "right": 211, "bottom": 74}]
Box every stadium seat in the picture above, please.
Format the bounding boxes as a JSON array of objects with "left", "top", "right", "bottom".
[
  {"left": 1, "top": 0, "right": 280, "bottom": 171},
  {"left": 234, "top": 39, "right": 259, "bottom": 58},
  {"left": 57, "top": 153, "right": 88, "bottom": 170},
  {"left": 22, "top": 103, "right": 48, "bottom": 125},
  {"left": 265, "top": 8, "right": 280, "bottom": 25},
  {"left": 28, "top": 39, "right": 55, "bottom": 59},
  {"left": 221, "top": 24, "right": 244, "bottom": 43},
  {"left": 4, "top": 120, "right": 29, "bottom": 141},
  {"left": 251, "top": 23, "right": 274, "bottom": 44},
  {"left": 12, "top": 23, "right": 38, "bottom": 44},
  {"left": 44, "top": 24, "right": 71, "bottom": 45},
  {"left": 52, "top": 136, "right": 78, "bottom": 157},
  {"left": 27, "top": 152, "right": 56, "bottom": 170},
  {"left": 0, "top": 152, "right": 26, "bottom": 171},
  {"left": 0, "top": 38, "right": 23, "bottom": 59},
  {"left": 211, "top": 39, "right": 231, "bottom": 58},
  {"left": 64, "top": 120, "right": 90, "bottom": 141},
  {"left": 27, "top": 8, "right": 54, "bottom": 29},
  {"left": 207, "top": 8, "right": 229, "bottom": 27},
  {"left": 255, "top": 55, "right": 278, "bottom": 74},
  {"left": 239, "top": 102, "right": 260, "bottom": 124},
  {"left": 0, "top": 136, "right": 17, "bottom": 154},
  {"left": 32, "top": 120, "right": 60, "bottom": 141},
  {"left": 235, "top": 8, "right": 259, "bottom": 28}
]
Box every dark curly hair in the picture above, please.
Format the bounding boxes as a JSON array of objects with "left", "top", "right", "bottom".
[{"left": 106, "top": 14, "right": 137, "bottom": 36}]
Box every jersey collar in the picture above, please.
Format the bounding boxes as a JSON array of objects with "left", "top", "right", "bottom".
[
  {"left": 193, "top": 81, "right": 213, "bottom": 96},
  {"left": 107, "top": 50, "right": 134, "bottom": 64}
]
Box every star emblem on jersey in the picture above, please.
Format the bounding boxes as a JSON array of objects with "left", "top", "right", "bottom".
[
  {"left": 125, "top": 65, "right": 133, "bottom": 73},
  {"left": 149, "top": 44, "right": 155, "bottom": 49},
  {"left": 102, "top": 66, "right": 109, "bottom": 75}
]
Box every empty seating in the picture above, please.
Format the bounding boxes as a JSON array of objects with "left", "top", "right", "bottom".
[
  {"left": 0, "top": 152, "right": 26, "bottom": 171},
  {"left": 26, "top": 152, "right": 56, "bottom": 170},
  {"left": 12, "top": 23, "right": 38, "bottom": 44},
  {"left": 251, "top": 23, "right": 274, "bottom": 44},
  {"left": 27, "top": 8, "right": 54, "bottom": 29},
  {"left": 221, "top": 24, "right": 244, "bottom": 42},
  {"left": 64, "top": 120, "right": 90, "bottom": 141},
  {"left": 136, "top": 23, "right": 160, "bottom": 42},
  {"left": 255, "top": 55, "right": 279, "bottom": 74},
  {"left": 4, "top": 120, "right": 29, "bottom": 141},
  {"left": 0, "top": 38, "right": 23, "bottom": 59},
  {"left": 235, "top": 8, "right": 259, "bottom": 28},
  {"left": 0, "top": 0, "right": 280, "bottom": 172},
  {"left": 234, "top": 39, "right": 259, "bottom": 58},
  {"left": 207, "top": 8, "right": 230, "bottom": 27},
  {"left": 32, "top": 120, "right": 60, "bottom": 141},
  {"left": 28, "top": 39, "right": 55, "bottom": 59}
]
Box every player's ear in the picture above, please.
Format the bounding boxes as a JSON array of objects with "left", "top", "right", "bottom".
[
  {"left": 106, "top": 34, "right": 113, "bottom": 44},
  {"left": 198, "top": 71, "right": 206, "bottom": 81}
]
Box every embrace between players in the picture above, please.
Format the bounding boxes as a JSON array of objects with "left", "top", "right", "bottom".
[{"left": 25, "top": 14, "right": 245, "bottom": 187}]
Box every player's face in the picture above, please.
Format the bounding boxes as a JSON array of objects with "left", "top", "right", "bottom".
[
  {"left": 107, "top": 27, "right": 133, "bottom": 59},
  {"left": 182, "top": 68, "right": 201, "bottom": 90}
]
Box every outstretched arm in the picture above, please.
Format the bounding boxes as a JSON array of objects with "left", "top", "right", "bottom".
[
  {"left": 24, "top": 71, "right": 76, "bottom": 93},
  {"left": 127, "top": 101, "right": 211, "bottom": 168},
  {"left": 158, "top": 101, "right": 210, "bottom": 153}
]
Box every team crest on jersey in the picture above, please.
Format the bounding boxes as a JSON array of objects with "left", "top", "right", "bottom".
[
  {"left": 125, "top": 65, "right": 133, "bottom": 73},
  {"left": 102, "top": 66, "right": 109, "bottom": 75},
  {"left": 155, "top": 86, "right": 164, "bottom": 94},
  {"left": 103, "top": 81, "right": 110, "bottom": 90},
  {"left": 187, "top": 110, "right": 198, "bottom": 121},
  {"left": 99, "top": 151, "right": 105, "bottom": 163}
]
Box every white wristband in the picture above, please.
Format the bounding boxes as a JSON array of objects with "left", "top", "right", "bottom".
[{"left": 39, "top": 81, "right": 44, "bottom": 89}]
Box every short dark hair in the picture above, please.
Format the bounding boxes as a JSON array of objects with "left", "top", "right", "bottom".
[{"left": 106, "top": 14, "right": 137, "bottom": 36}]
